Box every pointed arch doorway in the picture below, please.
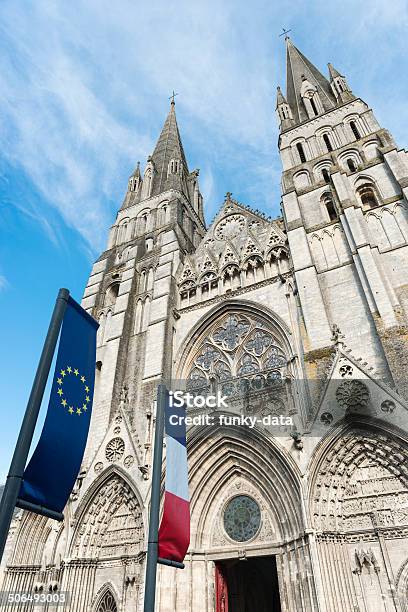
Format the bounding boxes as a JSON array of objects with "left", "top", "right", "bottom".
[{"left": 215, "top": 556, "right": 281, "bottom": 612}]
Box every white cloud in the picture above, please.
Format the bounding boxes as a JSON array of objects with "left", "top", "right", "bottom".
[{"left": 1, "top": 0, "right": 408, "bottom": 252}]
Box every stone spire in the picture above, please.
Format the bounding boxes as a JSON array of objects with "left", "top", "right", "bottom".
[
  {"left": 328, "top": 62, "right": 354, "bottom": 103},
  {"left": 276, "top": 85, "right": 287, "bottom": 107},
  {"left": 285, "top": 37, "right": 336, "bottom": 125},
  {"left": 327, "top": 62, "right": 341, "bottom": 79},
  {"left": 149, "top": 98, "right": 189, "bottom": 197},
  {"left": 119, "top": 162, "right": 142, "bottom": 210},
  {"left": 275, "top": 86, "right": 294, "bottom": 131}
]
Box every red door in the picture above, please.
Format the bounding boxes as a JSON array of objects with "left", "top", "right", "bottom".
[{"left": 215, "top": 562, "right": 229, "bottom": 612}]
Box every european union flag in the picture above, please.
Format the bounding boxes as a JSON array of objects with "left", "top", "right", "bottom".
[{"left": 18, "top": 297, "right": 98, "bottom": 515}]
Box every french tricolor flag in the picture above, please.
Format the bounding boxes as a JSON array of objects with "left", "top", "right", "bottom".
[{"left": 158, "top": 399, "right": 190, "bottom": 563}]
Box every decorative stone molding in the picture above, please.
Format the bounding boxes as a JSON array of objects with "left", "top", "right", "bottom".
[
  {"left": 336, "top": 380, "right": 369, "bottom": 411},
  {"left": 353, "top": 546, "right": 380, "bottom": 574},
  {"left": 105, "top": 437, "right": 125, "bottom": 462},
  {"left": 311, "top": 430, "right": 408, "bottom": 533}
]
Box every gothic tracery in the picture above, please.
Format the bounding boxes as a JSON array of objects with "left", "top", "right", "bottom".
[{"left": 185, "top": 312, "right": 287, "bottom": 399}]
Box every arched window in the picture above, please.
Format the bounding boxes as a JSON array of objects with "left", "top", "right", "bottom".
[
  {"left": 323, "top": 133, "right": 333, "bottom": 152},
  {"left": 117, "top": 220, "right": 129, "bottom": 244},
  {"left": 159, "top": 201, "right": 170, "bottom": 225},
  {"left": 350, "top": 121, "right": 360, "bottom": 140},
  {"left": 358, "top": 184, "right": 378, "bottom": 210},
  {"left": 97, "top": 313, "right": 106, "bottom": 347},
  {"left": 310, "top": 97, "right": 318, "bottom": 116},
  {"left": 322, "top": 168, "right": 330, "bottom": 184},
  {"left": 347, "top": 158, "right": 357, "bottom": 172},
  {"left": 322, "top": 194, "right": 337, "bottom": 221},
  {"left": 168, "top": 159, "right": 180, "bottom": 175},
  {"left": 184, "top": 312, "right": 288, "bottom": 395},
  {"left": 296, "top": 142, "right": 306, "bottom": 163},
  {"left": 140, "top": 213, "right": 148, "bottom": 233},
  {"left": 105, "top": 283, "right": 119, "bottom": 307},
  {"left": 147, "top": 268, "right": 154, "bottom": 290},
  {"left": 103, "top": 310, "right": 112, "bottom": 344},
  {"left": 97, "top": 589, "right": 117, "bottom": 612},
  {"left": 134, "top": 300, "right": 143, "bottom": 334},
  {"left": 139, "top": 270, "right": 147, "bottom": 293},
  {"left": 144, "top": 169, "right": 152, "bottom": 197},
  {"left": 142, "top": 296, "right": 151, "bottom": 331}
]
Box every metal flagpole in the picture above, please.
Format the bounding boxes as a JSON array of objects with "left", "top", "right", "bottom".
[
  {"left": 0, "top": 288, "right": 70, "bottom": 563},
  {"left": 144, "top": 383, "right": 166, "bottom": 612}
]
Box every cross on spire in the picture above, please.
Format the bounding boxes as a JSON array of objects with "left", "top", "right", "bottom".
[
  {"left": 279, "top": 27, "right": 291, "bottom": 39},
  {"left": 169, "top": 90, "right": 179, "bottom": 105}
]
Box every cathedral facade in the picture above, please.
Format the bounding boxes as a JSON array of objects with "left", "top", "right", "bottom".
[{"left": 2, "top": 39, "right": 408, "bottom": 612}]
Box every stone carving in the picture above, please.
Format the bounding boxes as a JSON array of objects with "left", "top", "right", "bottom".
[
  {"left": 381, "top": 399, "right": 395, "bottom": 413},
  {"left": 119, "top": 385, "right": 129, "bottom": 410},
  {"left": 212, "top": 520, "right": 228, "bottom": 547},
  {"left": 267, "top": 229, "right": 284, "bottom": 248},
  {"left": 354, "top": 546, "right": 380, "bottom": 574},
  {"left": 291, "top": 432, "right": 303, "bottom": 450},
  {"left": 74, "top": 475, "right": 143, "bottom": 559},
  {"left": 70, "top": 470, "right": 86, "bottom": 501},
  {"left": 336, "top": 380, "right": 369, "bottom": 411},
  {"left": 105, "top": 438, "right": 125, "bottom": 462},
  {"left": 113, "top": 426, "right": 121, "bottom": 435},
  {"left": 124, "top": 455, "right": 135, "bottom": 468},
  {"left": 94, "top": 462, "right": 103, "bottom": 473},
  {"left": 215, "top": 214, "right": 246, "bottom": 240},
  {"left": 312, "top": 433, "right": 408, "bottom": 532},
  {"left": 339, "top": 364, "right": 353, "bottom": 377},
  {"left": 321, "top": 412, "right": 333, "bottom": 425},
  {"left": 331, "top": 323, "right": 340, "bottom": 342}
]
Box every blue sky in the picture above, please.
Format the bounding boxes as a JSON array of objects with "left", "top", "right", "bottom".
[{"left": 1, "top": 0, "right": 408, "bottom": 481}]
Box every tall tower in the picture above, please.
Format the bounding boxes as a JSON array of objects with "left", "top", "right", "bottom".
[
  {"left": 277, "top": 37, "right": 408, "bottom": 393},
  {"left": 82, "top": 99, "right": 206, "bottom": 460},
  {"left": 0, "top": 101, "right": 206, "bottom": 611}
]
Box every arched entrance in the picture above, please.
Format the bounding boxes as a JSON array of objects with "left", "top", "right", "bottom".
[
  {"left": 66, "top": 469, "right": 145, "bottom": 611},
  {"left": 309, "top": 421, "right": 408, "bottom": 612},
  {"left": 215, "top": 556, "right": 281, "bottom": 612},
  {"left": 155, "top": 423, "right": 317, "bottom": 611}
]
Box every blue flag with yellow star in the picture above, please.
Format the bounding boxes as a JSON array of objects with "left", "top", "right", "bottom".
[{"left": 18, "top": 297, "right": 98, "bottom": 515}]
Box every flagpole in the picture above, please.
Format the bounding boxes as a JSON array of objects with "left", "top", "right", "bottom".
[
  {"left": 144, "top": 383, "right": 166, "bottom": 612},
  {"left": 0, "top": 288, "right": 70, "bottom": 563}
]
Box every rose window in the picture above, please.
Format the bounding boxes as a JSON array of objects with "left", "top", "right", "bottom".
[
  {"left": 105, "top": 437, "right": 125, "bottom": 462},
  {"left": 214, "top": 214, "right": 246, "bottom": 240},
  {"left": 224, "top": 495, "right": 261, "bottom": 542}
]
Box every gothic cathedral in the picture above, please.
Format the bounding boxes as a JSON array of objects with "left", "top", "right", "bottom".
[{"left": 2, "top": 38, "right": 408, "bottom": 612}]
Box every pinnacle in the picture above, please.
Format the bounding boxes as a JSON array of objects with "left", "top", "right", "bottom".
[
  {"left": 328, "top": 62, "right": 342, "bottom": 79},
  {"left": 285, "top": 39, "right": 336, "bottom": 125}
]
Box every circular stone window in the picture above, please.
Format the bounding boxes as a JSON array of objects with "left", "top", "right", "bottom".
[
  {"left": 223, "top": 495, "right": 261, "bottom": 542},
  {"left": 214, "top": 214, "right": 245, "bottom": 240},
  {"left": 105, "top": 437, "right": 125, "bottom": 462}
]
